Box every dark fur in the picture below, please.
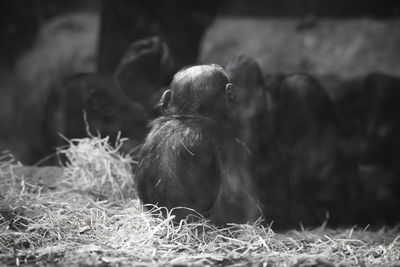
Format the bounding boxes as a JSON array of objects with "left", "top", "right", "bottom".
[{"left": 136, "top": 65, "right": 259, "bottom": 225}]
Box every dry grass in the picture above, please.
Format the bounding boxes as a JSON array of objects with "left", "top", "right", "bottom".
[{"left": 0, "top": 136, "right": 399, "bottom": 266}]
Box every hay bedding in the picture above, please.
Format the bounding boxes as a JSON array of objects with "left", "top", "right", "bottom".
[{"left": 0, "top": 136, "right": 399, "bottom": 266}]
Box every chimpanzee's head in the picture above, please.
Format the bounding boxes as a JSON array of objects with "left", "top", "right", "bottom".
[{"left": 157, "top": 64, "right": 235, "bottom": 118}]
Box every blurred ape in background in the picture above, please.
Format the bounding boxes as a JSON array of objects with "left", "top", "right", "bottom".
[
  {"left": 43, "top": 36, "right": 175, "bottom": 163},
  {"left": 323, "top": 73, "right": 400, "bottom": 225},
  {"left": 226, "top": 56, "right": 362, "bottom": 228},
  {"left": 42, "top": 73, "right": 149, "bottom": 161},
  {"left": 98, "top": 0, "right": 222, "bottom": 74},
  {"left": 267, "top": 74, "right": 361, "bottom": 227},
  {"left": 114, "top": 36, "right": 175, "bottom": 116}
]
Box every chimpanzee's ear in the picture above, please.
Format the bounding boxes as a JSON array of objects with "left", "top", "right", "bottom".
[
  {"left": 87, "top": 89, "right": 116, "bottom": 117},
  {"left": 225, "top": 83, "right": 235, "bottom": 101},
  {"left": 155, "top": 89, "right": 171, "bottom": 114}
]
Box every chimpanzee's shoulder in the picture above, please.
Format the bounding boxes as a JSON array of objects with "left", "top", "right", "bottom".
[
  {"left": 139, "top": 117, "right": 218, "bottom": 160},
  {"left": 148, "top": 116, "right": 172, "bottom": 127},
  {"left": 143, "top": 116, "right": 209, "bottom": 148}
]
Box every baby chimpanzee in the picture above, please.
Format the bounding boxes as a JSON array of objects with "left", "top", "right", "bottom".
[{"left": 136, "top": 64, "right": 259, "bottom": 225}]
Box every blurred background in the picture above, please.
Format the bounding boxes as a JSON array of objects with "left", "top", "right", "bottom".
[{"left": 0, "top": 0, "right": 399, "bottom": 228}]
